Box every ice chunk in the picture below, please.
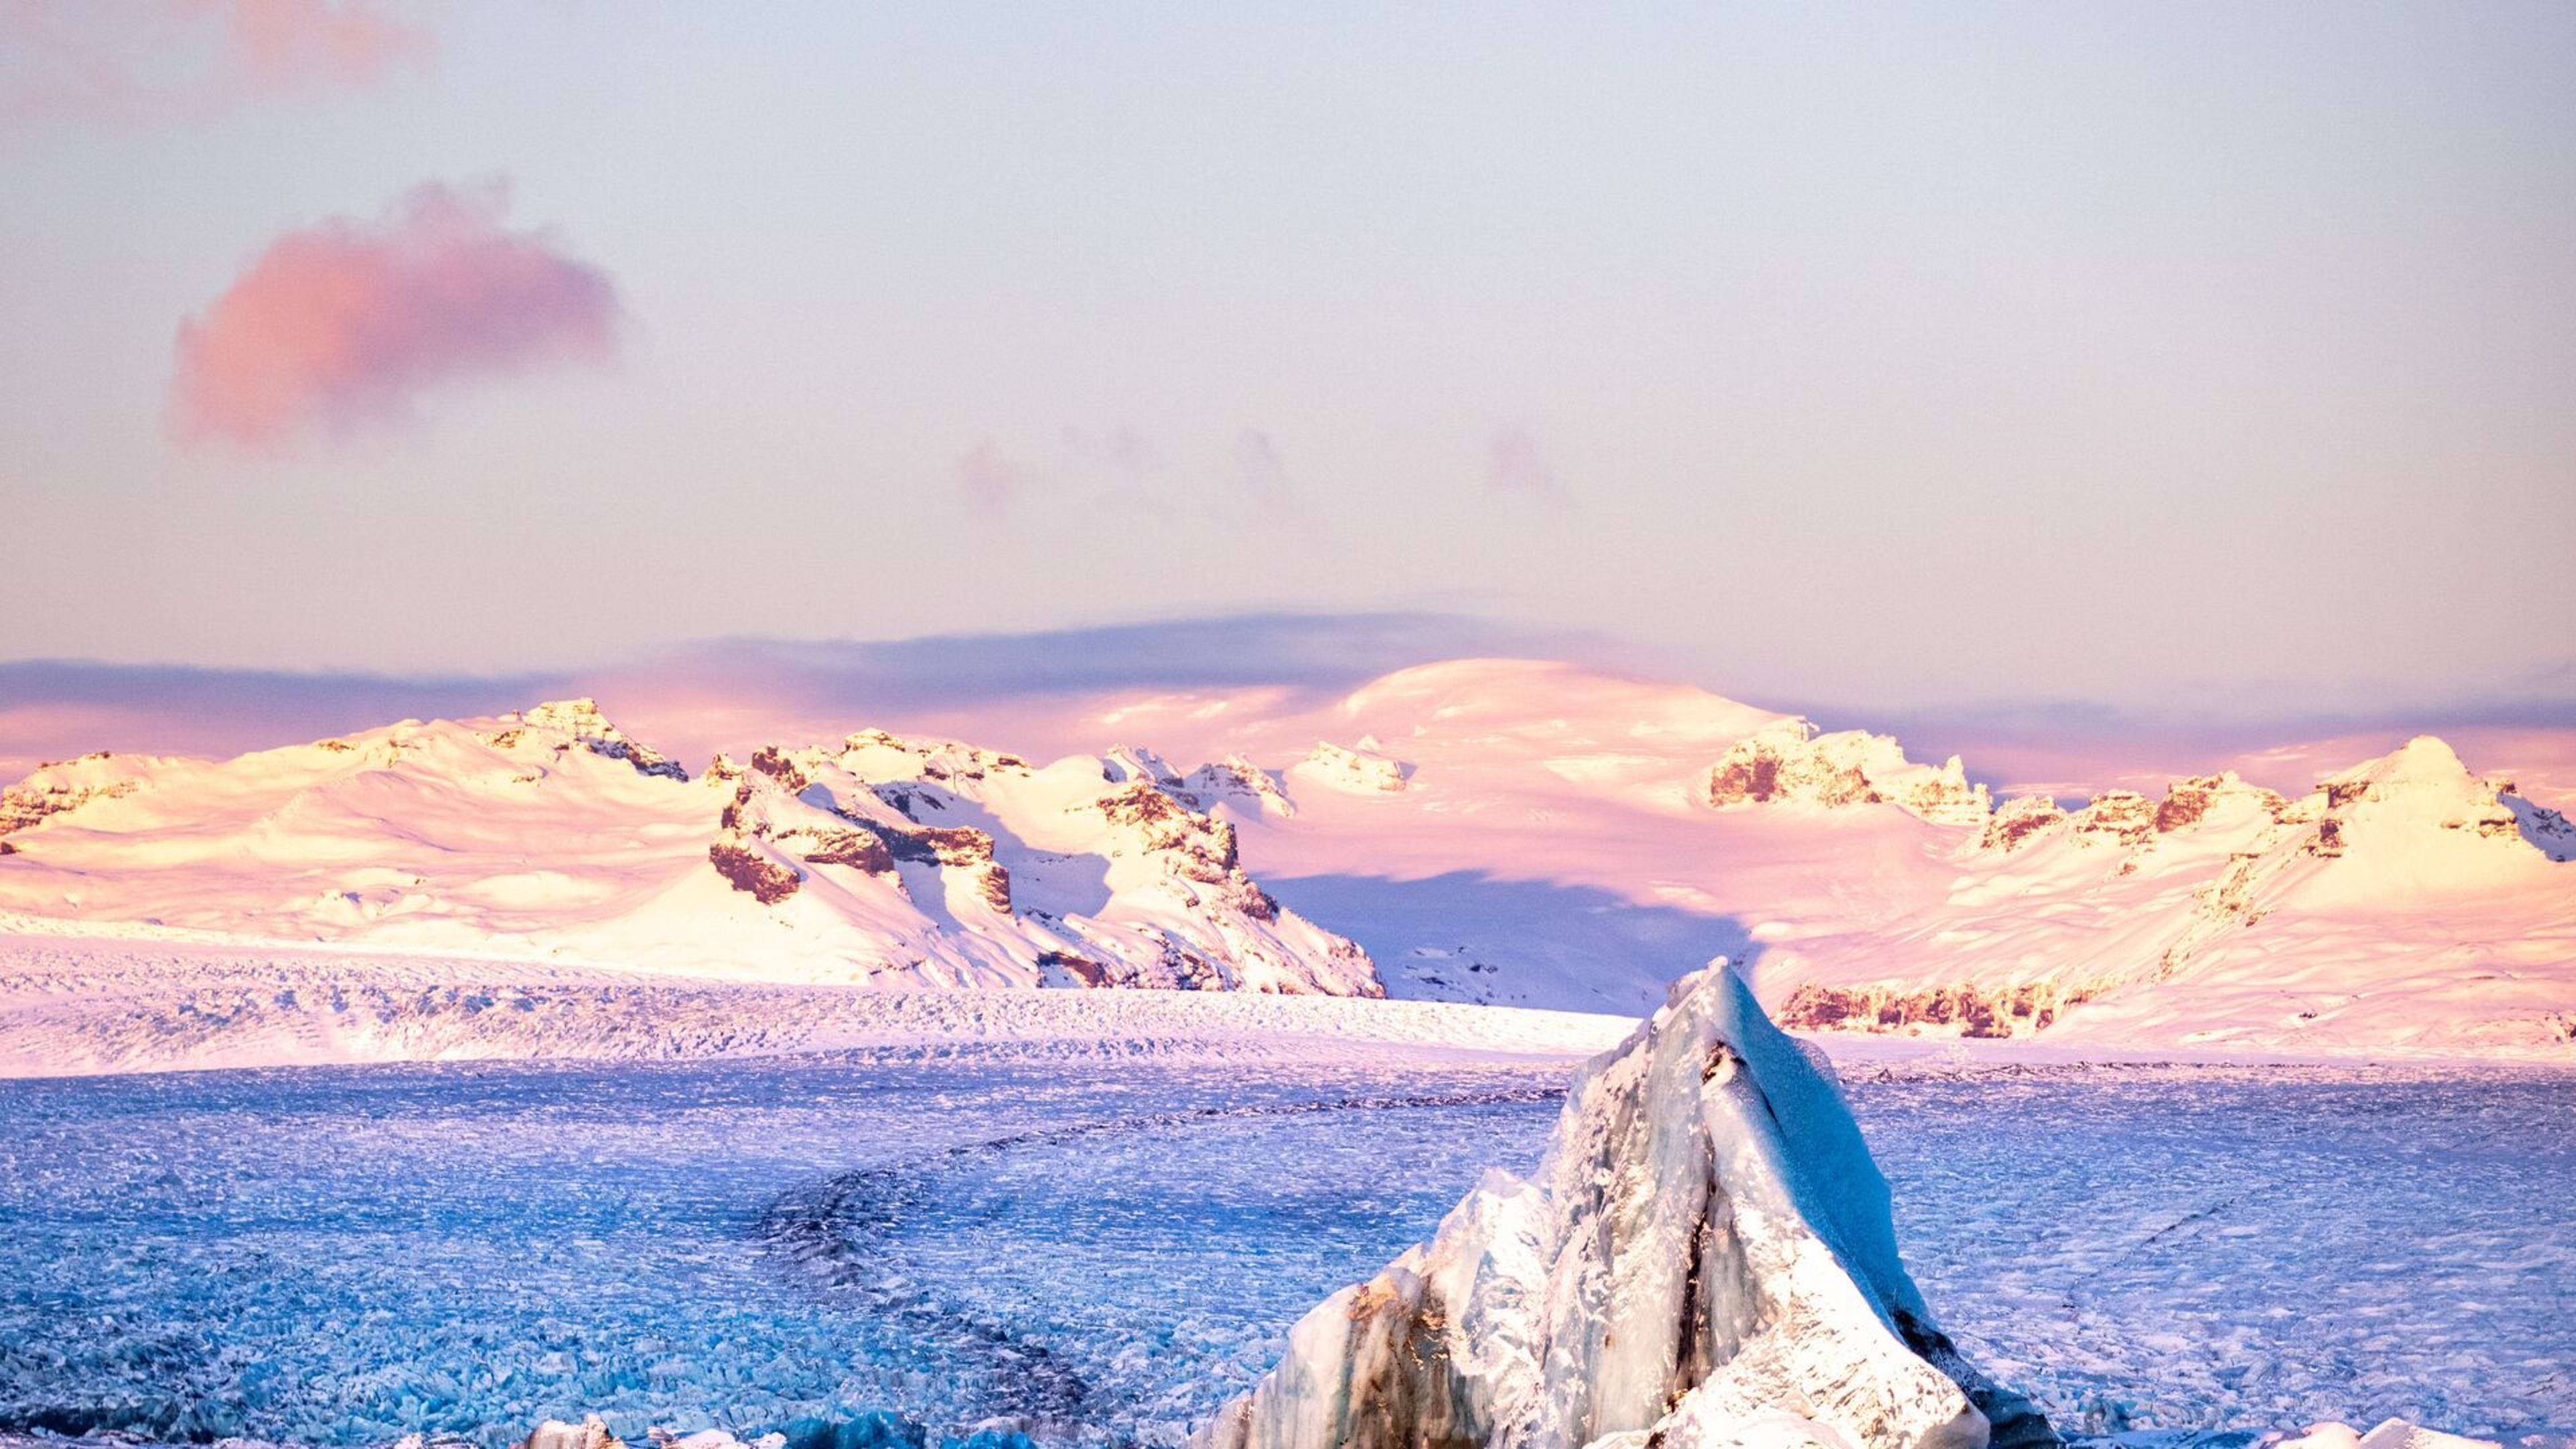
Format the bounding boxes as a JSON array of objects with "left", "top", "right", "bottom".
[
  {"left": 2274, "top": 1422, "right": 2504, "bottom": 1449},
  {"left": 1195, "top": 961, "right": 2055, "bottom": 1449}
]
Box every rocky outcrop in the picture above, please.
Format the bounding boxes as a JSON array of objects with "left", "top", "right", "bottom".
[
  {"left": 1703, "top": 721, "right": 1990, "bottom": 826},
  {"left": 1199, "top": 964, "right": 2053, "bottom": 1449},
  {"left": 1988, "top": 774, "right": 2290, "bottom": 857},
  {"left": 708, "top": 841, "right": 801, "bottom": 904},
  {"left": 880, "top": 824, "right": 1013, "bottom": 912},
  {"left": 1104, "top": 745, "right": 1183, "bottom": 786},
  {"left": 1774, "top": 979, "right": 2095, "bottom": 1038},
  {"left": 1087, "top": 780, "right": 1298, "bottom": 934},
  {"left": 2300, "top": 737, "right": 2564, "bottom": 871},
  {"left": 1806, "top": 737, "right": 2574, "bottom": 1043},
  {"left": 1175, "top": 755, "right": 1298, "bottom": 818},
  {"left": 2066, "top": 790, "right": 2157, "bottom": 849},
  {"left": 0, "top": 762, "right": 138, "bottom": 839},
  {"left": 812, "top": 731, "right": 1379, "bottom": 994},
  {"left": 1293, "top": 738, "right": 1411, "bottom": 794},
  {"left": 2500, "top": 784, "right": 2576, "bottom": 862},
  {"left": 834, "top": 729, "right": 1030, "bottom": 789},
  {"left": 710, "top": 752, "right": 1018, "bottom": 912},
  {"left": 516, "top": 699, "right": 689, "bottom": 780},
  {"left": 1976, "top": 794, "right": 2065, "bottom": 853}
]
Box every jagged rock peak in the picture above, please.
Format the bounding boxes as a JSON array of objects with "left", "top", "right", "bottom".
[
  {"left": 2304, "top": 733, "right": 2562, "bottom": 863},
  {"left": 2318, "top": 734, "right": 2483, "bottom": 806},
  {"left": 1179, "top": 755, "right": 1298, "bottom": 818},
  {"left": 508, "top": 699, "right": 689, "bottom": 781},
  {"left": 1104, "top": 744, "right": 1184, "bottom": 785},
  {"left": 1978, "top": 794, "right": 2068, "bottom": 853},
  {"left": 2149, "top": 772, "right": 2287, "bottom": 832},
  {"left": 518, "top": 697, "right": 618, "bottom": 734},
  {"left": 1294, "top": 738, "right": 1411, "bottom": 794},
  {"left": 2500, "top": 783, "right": 2576, "bottom": 863},
  {"left": 1199, "top": 962, "right": 2053, "bottom": 1449},
  {"left": 1980, "top": 773, "right": 2290, "bottom": 855},
  {"left": 1705, "top": 718, "right": 1991, "bottom": 826},
  {"left": 831, "top": 728, "right": 1030, "bottom": 784}
]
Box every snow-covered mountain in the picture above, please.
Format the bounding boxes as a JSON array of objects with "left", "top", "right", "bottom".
[
  {"left": 3, "top": 659, "right": 2571, "bottom": 1056},
  {"left": 0, "top": 700, "right": 1379, "bottom": 996}
]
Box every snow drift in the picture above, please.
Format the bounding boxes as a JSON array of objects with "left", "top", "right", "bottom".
[{"left": 1194, "top": 962, "right": 2055, "bottom": 1449}]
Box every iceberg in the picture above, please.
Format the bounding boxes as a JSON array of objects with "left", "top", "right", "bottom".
[{"left": 1194, "top": 962, "right": 2055, "bottom": 1449}]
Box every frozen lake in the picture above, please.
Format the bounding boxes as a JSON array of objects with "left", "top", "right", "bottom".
[{"left": 1, "top": 1055, "right": 2568, "bottom": 1446}]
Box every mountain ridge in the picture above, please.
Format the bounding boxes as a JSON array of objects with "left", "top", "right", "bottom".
[{"left": 3, "top": 661, "right": 2569, "bottom": 1056}]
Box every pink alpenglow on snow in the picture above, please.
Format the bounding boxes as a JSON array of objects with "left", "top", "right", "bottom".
[{"left": 169, "top": 180, "right": 619, "bottom": 450}]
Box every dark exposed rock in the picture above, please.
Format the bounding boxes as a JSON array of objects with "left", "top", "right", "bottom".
[
  {"left": 1703, "top": 722, "right": 1988, "bottom": 824},
  {"left": 2154, "top": 778, "right": 2217, "bottom": 832},
  {"left": 0, "top": 777, "right": 138, "bottom": 838},
  {"left": 797, "top": 827, "right": 896, "bottom": 873},
  {"left": 709, "top": 843, "right": 802, "bottom": 904},
  {"left": 519, "top": 699, "right": 690, "bottom": 781},
  {"left": 749, "top": 746, "right": 808, "bottom": 791},
  {"left": 1978, "top": 795, "right": 2066, "bottom": 852},
  {"left": 1040, "top": 950, "right": 1113, "bottom": 987},
  {"left": 1775, "top": 979, "right": 2092, "bottom": 1037},
  {"left": 2069, "top": 791, "right": 2157, "bottom": 848},
  {"left": 878, "top": 825, "right": 1012, "bottom": 911}
]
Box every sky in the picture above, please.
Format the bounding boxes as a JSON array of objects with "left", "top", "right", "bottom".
[{"left": 3, "top": 3, "right": 2573, "bottom": 774}]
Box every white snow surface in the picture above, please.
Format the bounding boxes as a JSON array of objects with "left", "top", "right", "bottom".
[
  {"left": 0, "top": 702, "right": 1380, "bottom": 997},
  {"left": 0, "top": 924, "right": 1633, "bottom": 1079},
  {"left": 1197, "top": 963, "right": 2051, "bottom": 1449},
  {"left": 3, "top": 660, "right": 2573, "bottom": 1057}
]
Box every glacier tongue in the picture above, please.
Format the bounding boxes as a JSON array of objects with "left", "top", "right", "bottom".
[{"left": 1195, "top": 963, "right": 2053, "bottom": 1449}]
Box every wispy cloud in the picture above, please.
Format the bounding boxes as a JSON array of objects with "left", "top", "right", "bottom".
[
  {"left": 954, "top": 439, "right": 1032, "bottom": 516},
  {"left": 7, "top": 620, "right": 2569, "bottom": 811},
  {"left": 0, "top": 657, "right": 555, "bottom": 780},
  {"left": 169, "top": 180, "right": 620, "bottom": 451},
  {"left": 1485, "top": 425, "right": 1559, "bottom": 494},
  {"left": 0, "top": 612, "right": 1596, "bottom": 771},
  {"left": 1, "top": 0, "right": 431, "bottom": 129},
  {"left": 1232, "top": 427, "right": 1290, "bottom": 502}
]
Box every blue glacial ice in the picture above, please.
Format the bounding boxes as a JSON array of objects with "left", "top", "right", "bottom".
[{"left": 0, "top": 1046, "right": 2569, "bottom": 1446}]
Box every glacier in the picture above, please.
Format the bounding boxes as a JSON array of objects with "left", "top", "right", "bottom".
[{"left": 0, "top": 1013, "right": 2568, "bottom": 1449}]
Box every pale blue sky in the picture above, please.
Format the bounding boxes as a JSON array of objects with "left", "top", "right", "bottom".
[{"left": 4, "top": 3, "right": 2572, "bottom": 720}]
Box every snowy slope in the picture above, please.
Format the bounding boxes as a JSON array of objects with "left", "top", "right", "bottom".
[
  {"left": 1066, "top": 661, "right": 2576, "bottom": 1055},
  {"left": 3, "top": 661, "right": 2571, "bottom": 1058},
  {"left": 0, "top": 922, "right": 1627, "bottom": 1078},
  {"left": 0, "top": 701, "right": 1379, "bottom": 996}
]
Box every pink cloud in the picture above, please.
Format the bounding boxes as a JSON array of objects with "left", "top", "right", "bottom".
[
  {"left": 955, "top": 439, "right": 1030, "bottom": 515},
  {"left": 169, "top": 180, "right": 621, "bottom": 450},
  {"left": 225, "top": 0, "right": 425, "bottom": 93},
  {"left": 1, "top": 0, "right": 429, "bottom": 128},
  {"left": 1487, "top": 426, "right": 1559, "bottom": 493}
]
